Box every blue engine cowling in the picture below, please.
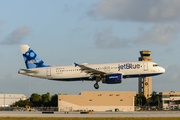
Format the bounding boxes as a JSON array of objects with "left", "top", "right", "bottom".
[{"left": 102, "top": 73, "right": 123, "bottom": 84}]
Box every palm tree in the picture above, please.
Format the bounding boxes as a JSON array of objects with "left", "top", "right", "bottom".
[
  {"left": 135, "top": 96, "right": 138, "bottom": 106},
  {"left": 135, "top": 94, "right": 147, "bottom": 107},
  {"left": 149, "top": 91, "right": 159, "bottom": 107},
  {"left": 175, "top": 100, "right": 180, "bottom": 110}
]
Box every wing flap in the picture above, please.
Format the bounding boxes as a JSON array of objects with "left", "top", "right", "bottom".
[
  {"left": 74, "top": 63, "right": 108, "bottom": 79},
  {"left": 78, "top": 64, "right": 105, "bottom": 75}
]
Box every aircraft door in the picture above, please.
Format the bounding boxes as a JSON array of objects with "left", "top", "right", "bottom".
[
  {"left": 104, "top": 66, "right": 110, "bottom": 72},
  {"left": 143, "top": 62, "right": 148, "bottom": 71},
  {"left": 46, "top": 68, "right": 51, "bottom": 76}
]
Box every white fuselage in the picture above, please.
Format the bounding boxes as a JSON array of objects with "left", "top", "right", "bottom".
[{"left": 19, "top": 61, "right": 165, "bottom": 81}]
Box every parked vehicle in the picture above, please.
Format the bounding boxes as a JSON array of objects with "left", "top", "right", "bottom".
[{"left": 135, "top": 106, "right": 141, "bottom": 111}]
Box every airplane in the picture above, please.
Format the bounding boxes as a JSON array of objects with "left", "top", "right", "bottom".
[{"left": 18, "top": 45, "right": 165, "bottom": 89}]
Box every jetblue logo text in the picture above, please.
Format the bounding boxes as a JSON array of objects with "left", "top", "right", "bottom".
[{"left": 118, "top": 63, "right": 140, "bottom": 71}]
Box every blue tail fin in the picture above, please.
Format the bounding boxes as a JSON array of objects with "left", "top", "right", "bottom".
[{"left": 20, "top": 45, "right": 50, "bottom": 69}]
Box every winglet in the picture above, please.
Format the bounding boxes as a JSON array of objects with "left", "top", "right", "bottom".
[{"left": 74, "top": 63, "right": 78, "bottom": 67}]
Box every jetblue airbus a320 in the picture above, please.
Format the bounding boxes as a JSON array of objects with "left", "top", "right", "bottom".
[{"left": 18, "top": 45, "right": 165, "bottom": 89}]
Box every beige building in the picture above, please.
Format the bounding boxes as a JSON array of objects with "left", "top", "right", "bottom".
[
  {"left": 58, "top": 91, "right": 136, "bottom": 112},
  {"left": 0, "top": 94, "right": 26, "bottom": 107},
  {"left": 159, "top": 92, "right": 180, "bottom": 109},
  {"left": 138, "top": 50, "right": 152, "bottom": 98}
]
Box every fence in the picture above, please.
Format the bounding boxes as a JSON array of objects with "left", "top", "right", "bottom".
[
  {"left": 136, "top": 106, "right": 180, "bottom": 111},
  {"left": 0, "top": 107, "right": 58, "bottom": 111}
]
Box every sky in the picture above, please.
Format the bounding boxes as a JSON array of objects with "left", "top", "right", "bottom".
[{"left": 0, "top": 0, "right": 180, "bottom": 97}]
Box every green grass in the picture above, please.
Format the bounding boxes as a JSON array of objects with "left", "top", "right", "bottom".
[{"left": 0, "top": 118, "right": 180, "bottom": 120}]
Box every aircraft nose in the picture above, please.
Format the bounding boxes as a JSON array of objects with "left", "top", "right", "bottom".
[{"left": 161, "top": 67, "right": 165, "bottom": 73}]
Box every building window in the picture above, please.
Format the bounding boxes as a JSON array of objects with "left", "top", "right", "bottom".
[
  {"left": 109, "top": 94, "right": 113, "bottom": 96},
  {"left": 164, "top": 100, "right": 169, "bottom": 104},
  {"left": 173, "top": 95, "right": 180, "bottom": 97},
  {"left": 162, "top": 95, "right": 170, "bottom": 98},
  {"left": 98, "top": 94, "right": 102, "bottom": 96},
  {"left": 59, "top": 99, "right": 61, "bottom": 101},
  {"left": 89, "top": 99, "right": 92, "bottom": 101},
  {"left": 116, "top": 94, "right": 120, "bottom": 96},
  {"left": 120, "top": 99, "right": 123, "bottom": 101}
]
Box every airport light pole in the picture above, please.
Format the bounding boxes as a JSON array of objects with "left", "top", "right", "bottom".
[
  {"left": 1, "top": 92, "right": 5, "bottom": 110},
  {"left": 29, "top": 76, "right": 30, "bottom": 101},
  {"left": 4, "top": 92, "right": 5, "bottom": 111}
]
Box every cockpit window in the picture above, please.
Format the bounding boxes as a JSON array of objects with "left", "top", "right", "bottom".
[{"left": 153, "top": 64, "right": 159, "bottom": 67}]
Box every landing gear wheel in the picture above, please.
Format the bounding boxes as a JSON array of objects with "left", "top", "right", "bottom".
[{"left": 94, "top": 83, "right": 99, "bottom": 89}]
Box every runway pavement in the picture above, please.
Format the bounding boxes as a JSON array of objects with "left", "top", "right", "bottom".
[{"left": 0, "top": 111, "right": 180, "bottom": 117}]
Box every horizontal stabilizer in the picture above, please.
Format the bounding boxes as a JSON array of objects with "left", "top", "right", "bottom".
[{"left": 20, "top": 69, "right": 39, "bottom": 74}]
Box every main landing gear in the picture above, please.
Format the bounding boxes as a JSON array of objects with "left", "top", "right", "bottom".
[
  {"left": 94, "top": 78, "right": 100, "bottom": 89},
  {"left": 94, "top": 83, "right": 99, "bottom": 89}
]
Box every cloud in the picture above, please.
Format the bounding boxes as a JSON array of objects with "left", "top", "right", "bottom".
[
  {"left": 87, "top": 0, "right": 180, "bottom": 23},
  {"left": 151, "top": 64, "right": 180, "bottom": 92},
  {"left": 0, "top": 74, "right": 22, "bottom": 81},
  {"left": 162, "top": 64, "right": 180, "bottom": 81},
  {"left": 94, "top": 27, "right": 131, "bottom": 48},
  {"left": 1, "top": 26, "right": 30, "bottom": 45},
  {"left": 0, "top": 20, "right": 6, "bottom": 26},
  {"left": 0, "top": 75, "right": 5, "bottom": 80},
  {"left": 71, "top": 27, "right": 83, "bottom": 33},
  {"left": 93, "top": 23, "right": 180, "bottom": 47},
  {"left": 63, "top": 4, "right": 69, "bottom": 12},
  {"left": 87, "top": 0, "right": 180, "bottom": 46},
  {"left": 77, "top": 3, "right": 84, "bottom": 8},
  {"left": 134, "top": 23, "right": 180, "bottom": 45},
  {"left": 0, "top": 20, "right": 7, "bottom": 35}
]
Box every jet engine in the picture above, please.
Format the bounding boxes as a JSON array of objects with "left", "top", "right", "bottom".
[{"left": 102, "top": 73, "right": 123, "bottom": 84}]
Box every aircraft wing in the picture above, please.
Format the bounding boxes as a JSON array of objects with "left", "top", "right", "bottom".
[{"left": 74, "top": 63, "right": 107, "bottom": 78}]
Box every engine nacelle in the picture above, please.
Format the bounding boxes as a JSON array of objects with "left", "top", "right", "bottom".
[{"left": 102, "top": 73, "right": 123, "bottom": 84}]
